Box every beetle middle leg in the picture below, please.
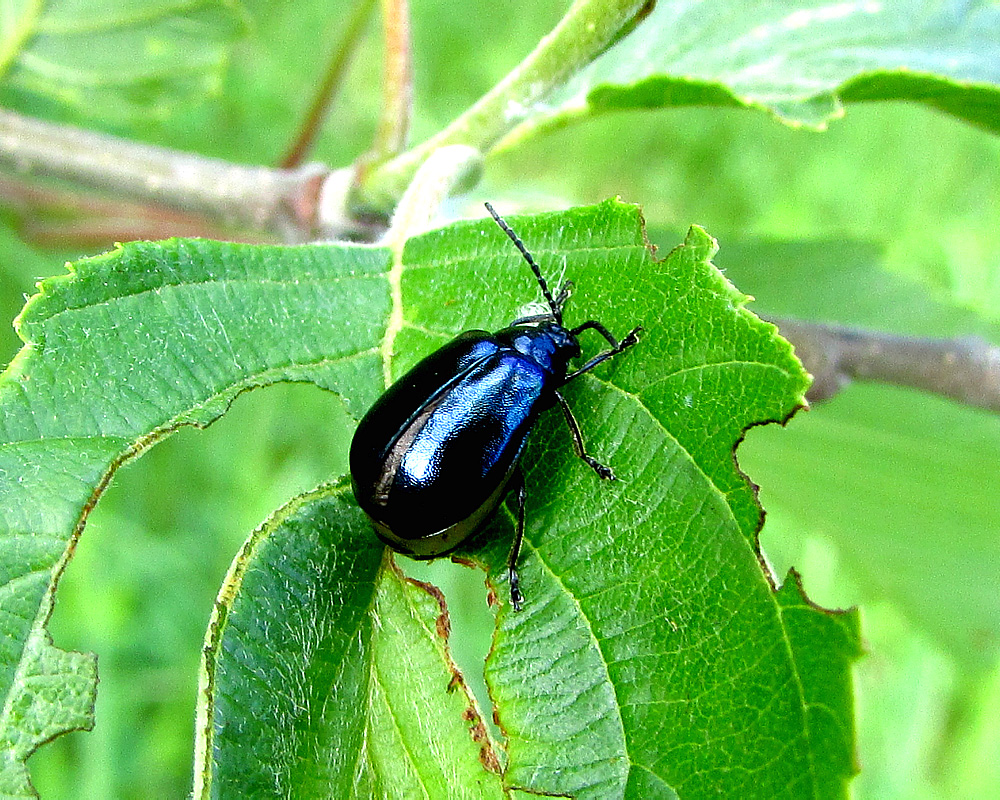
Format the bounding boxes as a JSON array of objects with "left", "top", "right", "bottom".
[
  {"left": 565, "top": 322, "right": 642, "bottom": 382},
  {"left": 555, "top": 390, "right": 616, "bottom": 480}
]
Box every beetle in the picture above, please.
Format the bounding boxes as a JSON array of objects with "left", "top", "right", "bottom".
[{"left": 349, "top": 203, "right": 641, "bottom": 610}]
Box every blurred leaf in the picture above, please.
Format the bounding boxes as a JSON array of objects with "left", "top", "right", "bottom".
[
  {"left": 0, "top": 203, "right": 859, "bottom": 795},
  {"left": 849, "top": 601, "right": 956, "bottom": 800},
  {"left": 200, "top": 0, "right": 379, "bottom": 164},
  {"left": 511, "top": 0, "right": 1000, "bottom": 141},
  {"left": 705, "top": 234, "right": 1000, "bottom": 668},
  {"left": 0, "top": 0, "right": 246, "bottom": 125},
  {"left": 940, "top": 656, "right": 1000, "bottom": 798},
  {"left": 714, "top": 237, "right": 1000, "bottom": 339}
]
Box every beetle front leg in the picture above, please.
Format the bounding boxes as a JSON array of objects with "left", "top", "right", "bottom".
[
  {"left": 564, "top": 324, "right": 642, "bottom": 382},
  {"left": 508, "top": 470, "right": 526, "bottom": 612},
  {"left": 555, "top": 390, "right": 615, "bottom": 480}
]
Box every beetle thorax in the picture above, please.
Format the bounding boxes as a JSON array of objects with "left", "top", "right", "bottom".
[{"left": 496, "top": 321, "right": 581, "bottom": 378}]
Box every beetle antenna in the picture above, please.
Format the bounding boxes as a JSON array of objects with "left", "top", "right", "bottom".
[{"left": 485, "top": 202, "right": 562, "bottom": 324}]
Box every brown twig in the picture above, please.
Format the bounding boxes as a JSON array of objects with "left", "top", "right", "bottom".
[
  {"left": 373, "top": 0, "right": 413, "bottom": 159},
  {"left": 772, "top": 317, "right": 1000, "bottom": 412},
  {"left": 355, "top": 0, "right": 413, "bottom": 184},
  {"left": 279, "top": 0, "right": 378, "bottom": 169},
  {"left": 0, "top": 173, "right": 276, "bottom": 245}
]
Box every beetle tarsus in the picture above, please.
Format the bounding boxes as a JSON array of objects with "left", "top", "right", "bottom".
[
  {"left": 621, "top": 326, "right": 643, "bottom": 349},
  {"left": 584, "top": 456, "right": 616, "bottom": 481},
  {"left": 509, "top": 568, "right": 524, "bottom": 612},
  {"left": 555, "top": 280, "right": 574, "bottom": 308},
  {"left": 508, "top": 472, "right": 527, "bottom": 612},
  {"left": 563, "top": 325, "right": 643, "bottom": 383}
]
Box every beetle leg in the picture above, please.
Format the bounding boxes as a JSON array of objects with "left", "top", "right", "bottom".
[
  {"left": 554, "top": 280, "right": 575, "bottom": 309},
  {"left": 570, "top": 319, "right": 621, "bottom": 347},
  {"left": 555, "top": 389, "right": 615, "bottom": 480},
  {"left": 508, "top": 469, "right": 526, "bottom": 612},
  {"left": 564, "top": 324, "right": 642, "bottom": 383}
]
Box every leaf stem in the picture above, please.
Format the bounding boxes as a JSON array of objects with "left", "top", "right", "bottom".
[{"left": 354, "top": 0, "right": 650, "bottom": 212}]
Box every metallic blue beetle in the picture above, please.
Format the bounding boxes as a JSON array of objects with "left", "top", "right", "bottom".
[{"left": 350, "top": 204, "right": 641, "bottom": 610}]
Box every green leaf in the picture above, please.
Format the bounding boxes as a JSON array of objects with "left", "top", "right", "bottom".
[
  {"left": 0, "top": 0, "right": 246, "bottom": 125},
  {"left": 0, "top": 610, "right": 96, "bottom": 798},
  {"left": 510, "top": 0, "right": 1000, "bottom": 140},
  {"left": 193, "top": 482, "right": 505, "bottom": 797},
  {"left": 0, "top": 202, "right": 860, "bottom": 795},
  {"left": 0, "top": 236, "right": 390, "bottom": 792},
  {"left": 419, "top": 206, "right": 859, "bottom": 797}
]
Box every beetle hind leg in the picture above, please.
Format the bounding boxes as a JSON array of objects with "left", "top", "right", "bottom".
[{"left": 507, "top": 470, "right": 526, "bottom": 612}]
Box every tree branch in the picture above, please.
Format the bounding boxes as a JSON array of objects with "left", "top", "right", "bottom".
[
  {"left": 0, "top": 109, "right": 361, "bottom": 242},
  {"left": 772, "top": 317, "right": 1000, "bottom": 413},
  {"left": 0, "top": 0, "right": 649, "bottom": 237},
  {"left": 0, "top": 172, "right": 265, "bottom": 246}
]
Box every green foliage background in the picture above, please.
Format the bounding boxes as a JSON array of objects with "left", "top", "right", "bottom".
[{"left": 0, "top": 0, "right": 998, "bottom": 797}]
